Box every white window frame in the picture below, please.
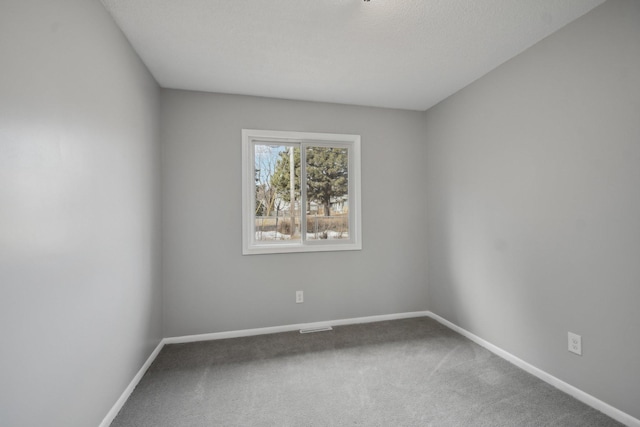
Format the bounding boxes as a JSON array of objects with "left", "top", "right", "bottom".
[{"left": 242, "top": 129, "right": 362, "bottom": 255}]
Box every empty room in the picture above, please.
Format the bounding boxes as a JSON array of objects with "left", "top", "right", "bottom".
[{"left": 1, "top": 0, "right": 639, "bottom": 426}]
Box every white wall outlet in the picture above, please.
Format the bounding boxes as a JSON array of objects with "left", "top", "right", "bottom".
[
  {"left": 296, "top": 290, "right": 303, "bottom": 304},
  {"left": 568, "top": 332, "right": 582, "bottom": 355}
]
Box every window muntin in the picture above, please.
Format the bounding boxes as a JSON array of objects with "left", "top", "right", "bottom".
[{"left": 242, "top": 130, "right": 361, "bottom": 255}]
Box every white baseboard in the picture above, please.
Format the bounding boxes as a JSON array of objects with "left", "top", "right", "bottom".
[
  {"left": 426, "top": 312, "right": 640, "bottom": 427},
  {"left": 101, "top": 310, "right": 638, "bottom": 427},
  {"left": 163, "top": 311, "right": 430, "bottom": 344},
  {"left": 99, "top": 340, "right": 165, "bottom": 427}
]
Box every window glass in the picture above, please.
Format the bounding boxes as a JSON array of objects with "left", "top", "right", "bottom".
[
  {"left": 305, "top": 146, "right": 349, "bottom": 240},
  {"left": 253, "top": 144, "right": 301, "bottom": 243},
  {"left": 242, "top": 129, "right": 361, "bottom": 255}
]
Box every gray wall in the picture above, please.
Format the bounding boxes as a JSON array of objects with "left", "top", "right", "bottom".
[
  {"left": 0, "top": 1, "right": 162, "bottom": 426},
  {"left": 160, "top": 90, "right": 428, "bottom": 337},
  {"left": 424, "top": 0, "right": 640, "bottom": 419}
]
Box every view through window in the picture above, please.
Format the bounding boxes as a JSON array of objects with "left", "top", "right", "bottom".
[{"left": 242, "top": 130, "right": 361, "bottom": 254}]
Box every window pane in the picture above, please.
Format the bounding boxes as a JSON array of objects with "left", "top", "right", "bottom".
[
  {"left": 254, "top": 144, "right": 301, "bottom": 243},
  {"left": 243, "top": 129, "right": 360, "bottom": 255},
  {"left": 305, "top": 146, "right": 349, "bottom": 240}
]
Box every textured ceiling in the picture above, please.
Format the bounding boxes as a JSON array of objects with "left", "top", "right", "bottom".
[{"left": 101, "top": 0, "right": 605, "bottom": 111}]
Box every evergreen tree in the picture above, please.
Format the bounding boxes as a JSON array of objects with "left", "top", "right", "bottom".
[
  {"left": 271, "top": 147, "right": 300, "bottom": 203},
  {"left": 271, "top": 146, "right": 348, "bottom": 217}
]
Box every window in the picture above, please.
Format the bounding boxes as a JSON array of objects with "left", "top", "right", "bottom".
[{"left": 242, "top": 129, "right": 361, "bottom": 255}]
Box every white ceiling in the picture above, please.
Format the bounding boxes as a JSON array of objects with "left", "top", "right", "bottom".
[{"left": 101, "top": 0, "right": 605, "bottom": 111}]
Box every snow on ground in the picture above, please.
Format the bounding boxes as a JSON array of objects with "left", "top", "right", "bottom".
[{"left": 255, "top": 231, "right": 348, "bottom": 241}]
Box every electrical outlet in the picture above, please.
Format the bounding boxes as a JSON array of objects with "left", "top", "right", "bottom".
[
  {"left": 568, "top": 332, "right": 582, "bottom": 355},
  {"left": 296, "top": 290, "right": 304, "bottom": 304}
]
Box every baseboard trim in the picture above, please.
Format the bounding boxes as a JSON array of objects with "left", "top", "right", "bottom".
[
  {"left": 163, "top": 311, "right": 430, "bottom": 344},
  {"left": 426, "top": 312, "right": 640, "bottom": 427},
  {"left": 101, "top": 310, "right": 639, "bottom": 427},
  {"left": 99, "top": 340, "right": 165, "bottom": 427}
]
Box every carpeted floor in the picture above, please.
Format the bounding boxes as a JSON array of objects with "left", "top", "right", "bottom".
[{"left": 111, "top": 317, "right": 623, "bottom": 426}]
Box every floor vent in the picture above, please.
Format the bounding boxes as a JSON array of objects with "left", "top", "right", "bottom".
[{"left": 299, "top": 326, "right": 333, "bottom": 334}]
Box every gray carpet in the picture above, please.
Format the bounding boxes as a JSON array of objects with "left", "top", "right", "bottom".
[{"left": 111, "top": 317, "right": 623, "bottom": 426}]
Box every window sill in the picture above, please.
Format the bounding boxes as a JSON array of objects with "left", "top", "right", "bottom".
[{"left": 243, "top": 242, "right": 362, "bottom": 255}]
